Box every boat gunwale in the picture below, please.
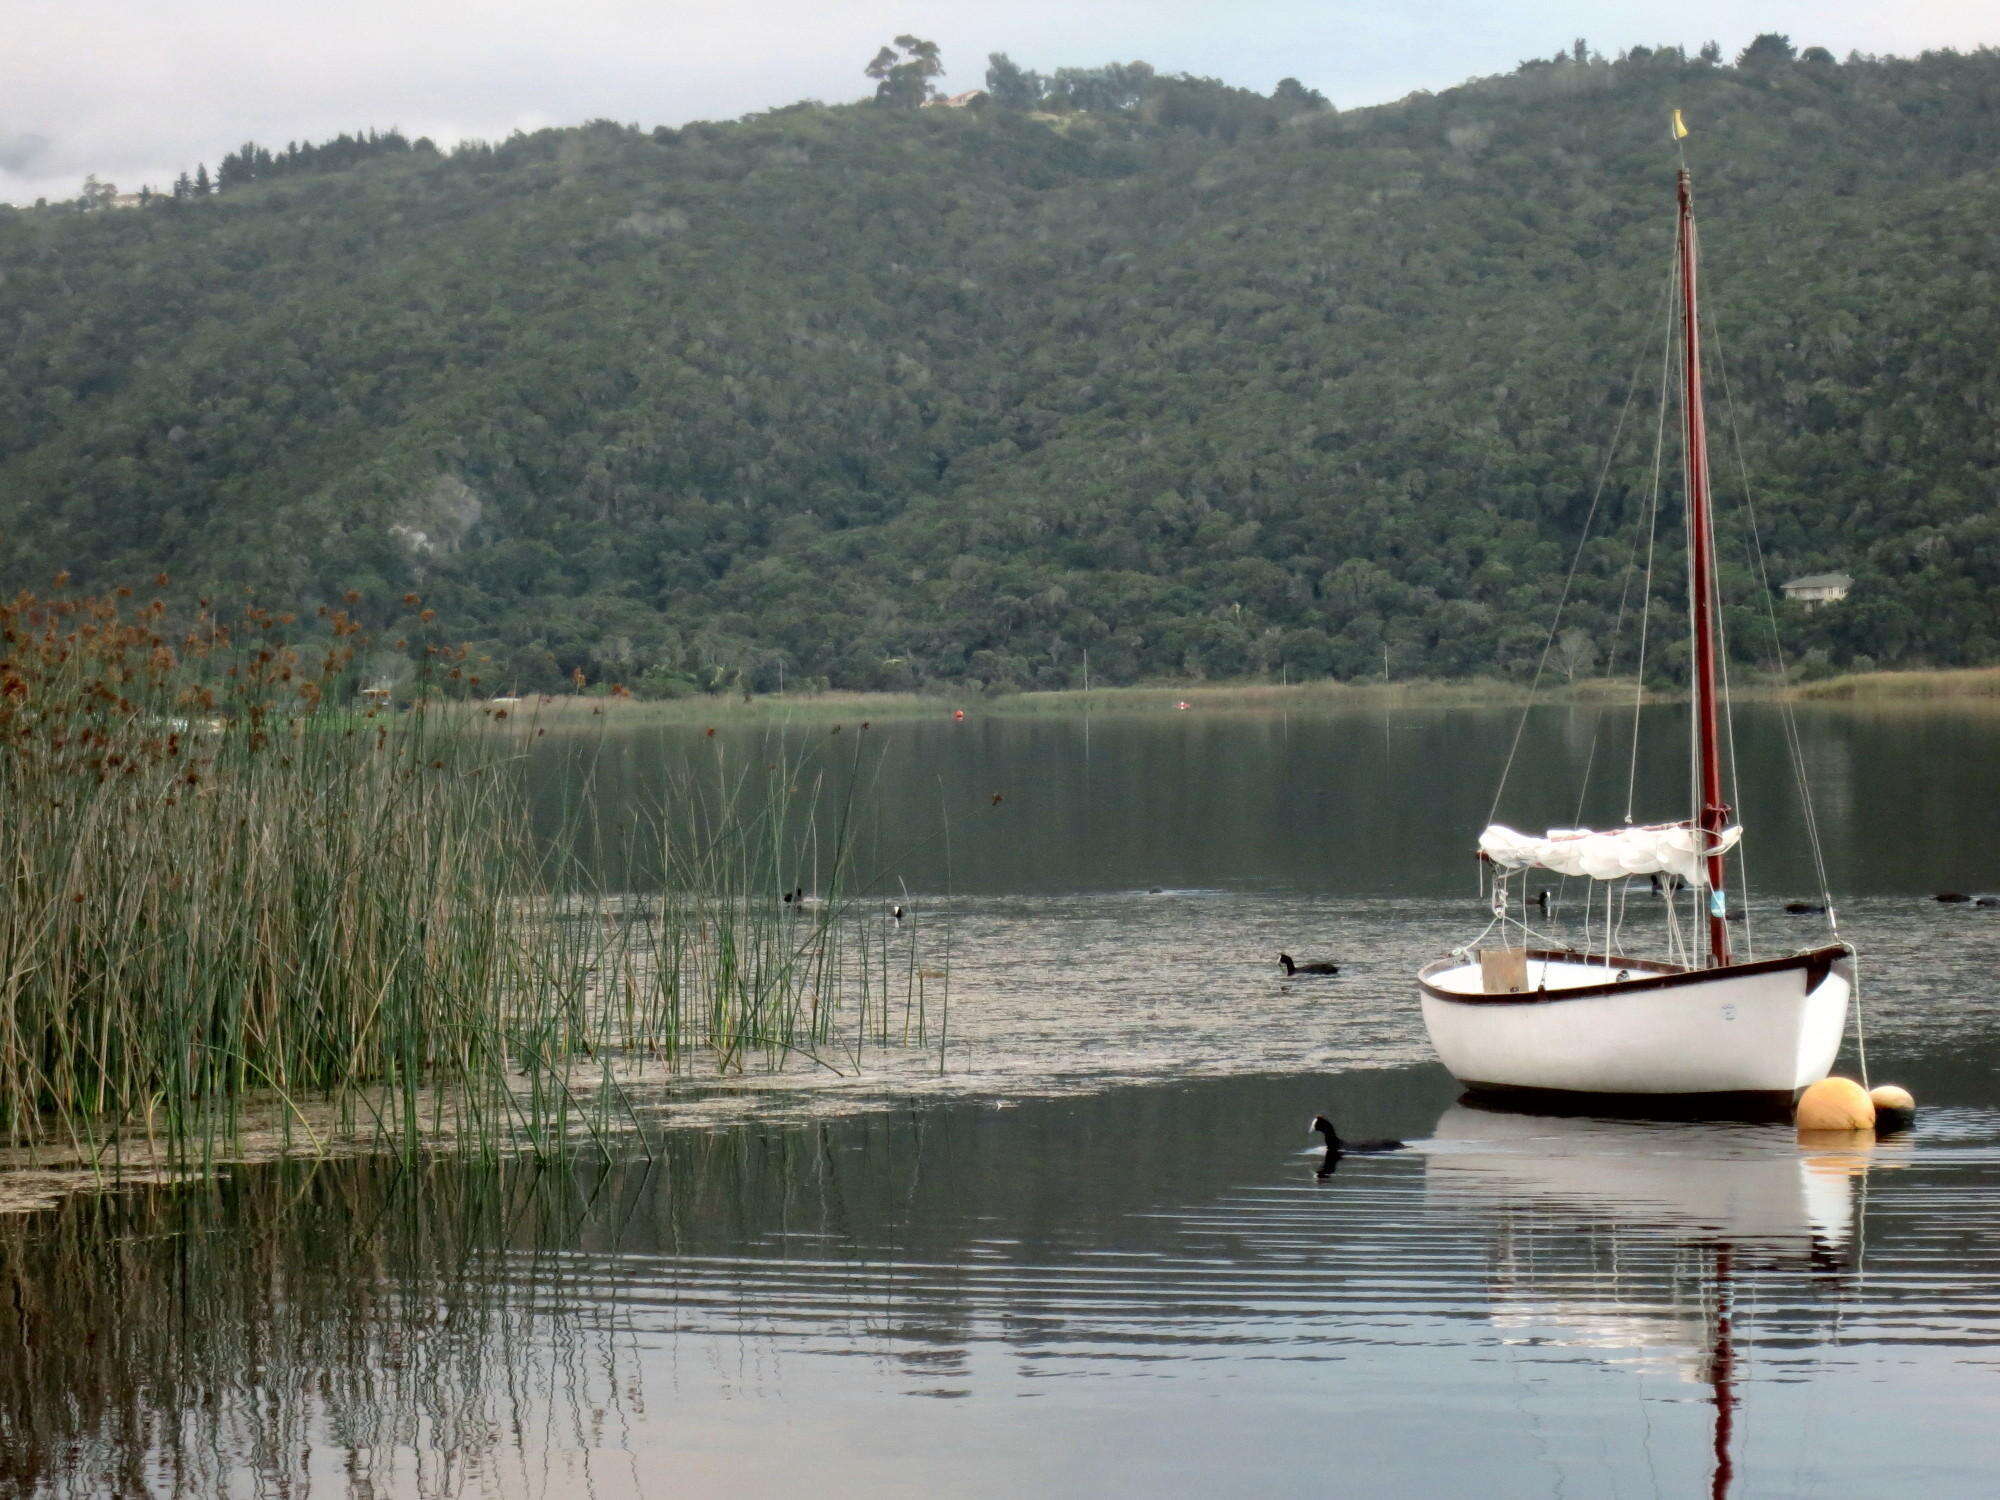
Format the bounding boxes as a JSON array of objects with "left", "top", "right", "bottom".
[{"left": 1419, "top": 943, "right": 1849, "bottom": 1006}]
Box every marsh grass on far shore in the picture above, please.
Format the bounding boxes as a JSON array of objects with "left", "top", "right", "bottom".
[
  {"left": 470, "top": 661, "right": 2000, "bottom": 731},
  {"left": 1791, "top": 665, "right": 2000, "bottom": 702},
  {"left": 465, "top": 674, "right": 1659, "bottom": 732}
]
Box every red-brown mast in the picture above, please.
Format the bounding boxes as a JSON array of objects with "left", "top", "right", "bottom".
[
  {"left": 1678, "top": 168, "right": 1733, "bottom": 967},
  {"left": 1709, "top": 1245, "right": 1737, "bottom": 1500}
]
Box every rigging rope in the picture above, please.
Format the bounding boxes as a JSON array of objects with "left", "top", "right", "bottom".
[
  {"left": 1485, "top": 267, "right": 1676, "bottom": 831},
  {"left": 1691, "top": 228, "right": 1753, "bottom": 959},
  {"left": 1716, "top": 606, "right": 1755, "bottom": 960},
  {"left": 1699, "top": 228, "right": 1867, "bottom": 1101},
  {"left": 1627, "top": 274, "right": 1677, "bottom": 824},
  {"left": 1702, "top": 277, "right": 1840, "bottom": 930},
  {"left": 1545, "top": 257, "right": 1683, "bottom": 942},
  {"left": 1677, "top": 249, "right": 1704, "bottom": 942},
  {"left": 1847, "top": 947, "right": 1872, "bottom": 1090}
]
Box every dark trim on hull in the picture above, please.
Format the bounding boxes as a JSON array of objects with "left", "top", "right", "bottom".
[
  {"left": 1419, "top": 944, "right": 1850, "bottom": 1006},
  {"left": 1455, "top": 1083, "right": 1800, "bottom": 1123}
]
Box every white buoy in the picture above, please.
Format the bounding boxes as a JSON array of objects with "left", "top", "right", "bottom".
[{"left": 1869, "top": 1084, "right": 1916, "bottom": 1134}]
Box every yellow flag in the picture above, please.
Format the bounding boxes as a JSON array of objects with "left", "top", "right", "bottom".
[{"left": 1672, "top": 109, "right": 1689, "bottom": 139}]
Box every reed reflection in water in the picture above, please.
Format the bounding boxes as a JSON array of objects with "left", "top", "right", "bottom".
[{"left": 7, "top": 1072, "right": 2000, "bottom": 1497}]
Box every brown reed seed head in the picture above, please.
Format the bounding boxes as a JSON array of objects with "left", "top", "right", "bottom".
[{"left": 4, "top": 579, "right": 426, "bottom": 795}]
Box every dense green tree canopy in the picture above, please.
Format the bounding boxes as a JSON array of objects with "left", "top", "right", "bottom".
[{"left": 2, "top": 43, "right": 1997, "bottom": 694}]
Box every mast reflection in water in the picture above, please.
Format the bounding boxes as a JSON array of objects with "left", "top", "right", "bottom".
[{"left": 1427, "top": 1105, "right": 1879, "bottom": 1500}]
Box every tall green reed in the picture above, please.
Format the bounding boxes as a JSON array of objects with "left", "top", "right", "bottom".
[
  {"left": 554, "top": 719, "right": 948, "bottom": 1079},
  {"left": 0, "top": 580, "right": 947, "bottom": 1171},
  {"left": 0, "top": 581, "right": 538, "bottom": 1160}
]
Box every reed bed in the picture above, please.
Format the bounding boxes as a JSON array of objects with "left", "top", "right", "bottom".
[
  {"left": 568, "top": 725, "right": 946, "bottom": 1078},
  {"left": 0, "top": 583, "right": 536, "bottom": 1160},
  {"left": 994, "top": 677, "right": 1567, "bottom": 713},
  {"left": 478, "top": 689, "right": 950, "bottom": 729},
  {"left": 460, "top": 674, "right": 1655, "bottom": 730},
  {"left": 1792, "top": 665, "right": 2000, "bottom": 701},
  {"left": 0, "top": 582, "right": 944, "bottom": 1174}
]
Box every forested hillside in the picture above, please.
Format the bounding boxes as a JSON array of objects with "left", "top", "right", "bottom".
[{"left": 3, "top": 40, "right": 1997, "bottom": 693}]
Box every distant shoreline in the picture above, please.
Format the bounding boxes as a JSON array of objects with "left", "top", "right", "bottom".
[
  {"left": 463, "top": 677, "right": 1612, "bottom": 727},
  {"left": 1788, "top": 665, "right": 2000, "bottom": 702},
  {"left": 457, "top": 666, "right": 2000, "bottom": 727}
]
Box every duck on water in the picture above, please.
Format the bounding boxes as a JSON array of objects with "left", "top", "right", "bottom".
[
  {"left": 1310, "top": 1115, "right": 1406, "bottom": 1176},
  {"left": 1280, "top": 953, "right": 1339, "bottom": 976}
]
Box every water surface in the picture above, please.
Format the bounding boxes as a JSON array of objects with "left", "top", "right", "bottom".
[
  {"left": 533, "top": 701, "right": 2000, "bottom": 897},
  {"left": 7, "top": 702, "right": 2000, "bottom": 1496},
  {"left": 10, "top": 1072, "right": 2000, "bottom": 1497}
]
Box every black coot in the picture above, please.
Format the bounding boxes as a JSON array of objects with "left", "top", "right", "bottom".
[
  {"left": 1311, "top": 1115, "right": 1404, "bottom": 1155},
  {"left": 1280, "top": 953, "right": 1340, "bottom": 976}
]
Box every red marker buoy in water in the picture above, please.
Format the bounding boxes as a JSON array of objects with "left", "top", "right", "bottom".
[{"left": 953, "top": 709, "right": 965, "bottom": 721}]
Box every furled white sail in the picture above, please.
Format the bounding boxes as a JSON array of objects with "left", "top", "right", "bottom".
[{"left": 1478, "top": 821, "right": 1741, "bottom": 887}]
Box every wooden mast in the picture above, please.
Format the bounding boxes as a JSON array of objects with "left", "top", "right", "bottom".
[{"left": 1678, "top": 168, "right": 1733, "bottom": 967}]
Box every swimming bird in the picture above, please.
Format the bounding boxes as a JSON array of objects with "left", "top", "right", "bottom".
[
  {"left": 1311, "top": 1115, "right": 1405, "bottom": 1156},
  {"left": 891, "top": 904, "right": 905, "bottom": 925},
  {"left": 1783, "top": 901, "right": 1828, "bottom": 915},
  {"left": 1935, "top": 892, "right": 1971, "bottom": 903},
  {"left": 1280, "top": 953, "right": 1339, "bottom": 976}
]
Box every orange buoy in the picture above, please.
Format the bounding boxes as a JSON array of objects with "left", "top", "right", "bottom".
[{"left": 1796, "top": 1076, "right": 1875, "bottom": 1132}]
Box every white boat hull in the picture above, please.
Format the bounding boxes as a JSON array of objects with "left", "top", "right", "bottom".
[{"left": 1418, "top": 947, "right": 1850, "bottom": 1102}]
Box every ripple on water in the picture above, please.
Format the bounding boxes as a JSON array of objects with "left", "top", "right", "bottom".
[
  {"left": 9, "top": 886, "right": 2000, "bottom": 1496},
  {"left": 591, "top": 891, "right": 2000, "bottom": 1140}
]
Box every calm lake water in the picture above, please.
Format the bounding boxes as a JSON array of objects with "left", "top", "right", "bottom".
[{"left": 6, "top": 703, "right": 2000, "bottom": 1497}]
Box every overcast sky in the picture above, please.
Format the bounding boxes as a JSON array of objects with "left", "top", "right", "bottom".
[{"left": 4, "top": 2, "right": 1993, "bottom": 206}]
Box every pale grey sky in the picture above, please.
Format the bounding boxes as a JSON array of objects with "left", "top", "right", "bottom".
[{"left": 3, "top": 1, "right": 1993, "bottom": 205}]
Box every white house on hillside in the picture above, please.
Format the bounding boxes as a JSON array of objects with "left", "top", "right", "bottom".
[{"left": 1780, "top": 571, "right": 1853, "bottom": 608}]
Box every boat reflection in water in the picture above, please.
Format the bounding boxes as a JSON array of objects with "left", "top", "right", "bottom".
[{"left": 1423, "top": 1102, "right": 1906, "bottom": 1499}]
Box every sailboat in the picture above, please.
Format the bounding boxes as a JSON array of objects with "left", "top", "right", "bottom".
[{"left": 1417, "top": 162, "right": 1853, "bottom": 1112}]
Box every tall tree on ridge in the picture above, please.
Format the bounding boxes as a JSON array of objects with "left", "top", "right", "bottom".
[
  {"left": 866, "top": 35, "right": 944, "bottom": 108},
  {"left": 985, "top": 52, "right": 1043, "bottom": 110}
]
